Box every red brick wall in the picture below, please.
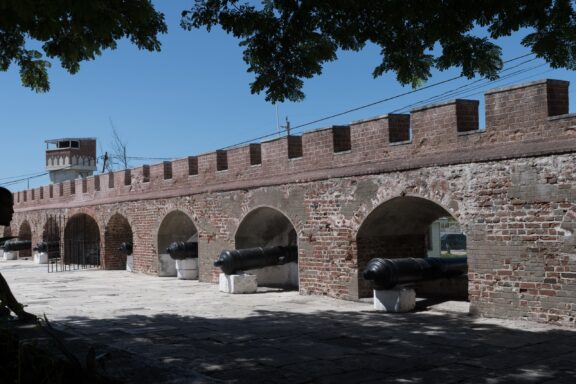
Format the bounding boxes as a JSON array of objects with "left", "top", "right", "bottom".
[
  {"left": 103, "top": 214, "right": 133, "bottom": 270},
  {"left": 10, "top": 79, "right": 576, "bottom": 327}
]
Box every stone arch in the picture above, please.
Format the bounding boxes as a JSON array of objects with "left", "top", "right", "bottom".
[
  {"left": 103, "top": 214, "right": 133, "bottom": 270},
  {"left": 157, "top": 210, "right": 197, "bottom": 277},
  {"left": 234, "top": 206, "right": 298, "bottom": 288},
  {"left": 3, "top": 226, "right": 12, "bottom": 237},
  {"left": 18, "top": 220, "right": 32, "bottom": 258},
  {"left": 63, "top": 213, "right": 101, "bottom": 266},
  {"left": 42, "top": 216, "right": 61, "bottom": 259},
  {"left": 356, "top": 195, "right": 467, "bottom": 298}
]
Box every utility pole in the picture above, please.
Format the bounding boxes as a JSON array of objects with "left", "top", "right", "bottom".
[
  {"left": 281, "top": 117, "right": 291, "bottom": 137},
  {"left": 275, "top": 104, "right": 281, "bottom": 138},
  {"left": 102, "top": 152, "right": 109, "bottom": 173}
]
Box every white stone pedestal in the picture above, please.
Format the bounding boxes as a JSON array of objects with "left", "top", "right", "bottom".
[
  {"left": 158, "top": 253, "right": 177, "bottom": 277},
  {"left": 373, "top": 288, "right": 416, "bottom": 312},
  {"left": 176, "top": 258, "right": 198, "bottom": 280},
  {"left": 34, "top": 252, "right": 48, "bottom": 264},
  {"left": 4, "top": 251, "right": 16, "bottom": 261},
  {"left": 219, "top": 273, "right": 257, "bottom": 294},
  {"left": 249, "top": 262, "right": 299, "bottom": 287},
  {"left": 126, "top": 255, "right": 134, "bottom": 272}
]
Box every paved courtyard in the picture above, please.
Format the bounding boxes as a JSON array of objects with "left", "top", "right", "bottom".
[{"left": 2, "top": 260, "right": 576, "bottom": 383}]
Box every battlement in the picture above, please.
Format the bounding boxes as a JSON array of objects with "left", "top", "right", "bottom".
[{"left": 14, "top": 79, "right": 576, "bottom": 209}]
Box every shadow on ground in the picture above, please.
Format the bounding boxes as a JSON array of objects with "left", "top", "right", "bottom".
[{"left": 55, "top": 308, "right": 576, "bottom": 384}]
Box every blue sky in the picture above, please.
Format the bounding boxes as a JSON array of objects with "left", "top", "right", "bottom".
[{"left": 1, "top": 1, "right": 575, "bottom": 190}]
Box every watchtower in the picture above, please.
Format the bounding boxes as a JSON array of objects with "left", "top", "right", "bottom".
[{"left": 45, "top": 138, "right": 97, "bottom": 184}]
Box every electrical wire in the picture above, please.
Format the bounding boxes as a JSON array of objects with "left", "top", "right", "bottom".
[
  {"left": 0, "top": 52, "right": 555, "bottom": 188},
  {"left": 221, "top": 52, "right": 536, "bottom": 150},
  {"left": 0, "top": 173, "right": 48, "bottom": 187},
  {"left": 391, "top": 62, "right": 547, "bottom": 113}
]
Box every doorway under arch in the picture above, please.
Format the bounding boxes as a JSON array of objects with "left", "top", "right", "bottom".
[
  {"left": 235, "top": 207, "right": 298, "bottom": 288},
  {"left": 356, "top": 196, "right": 467, "bottom": 299},
  {"left": 157, "top": 211, "right": 197, "bottom": 277},
  {"left": 42, "top": 216, "right": 61, "bottom": 259},
  {"left": 64, "top": 214, "right": 101, "bottom": 267},
  {"left": 17, "top": 221, "right": 32, "bottom": 258},
  {"left": 104, "top": 214, "right": 133, "bottom": 270}
]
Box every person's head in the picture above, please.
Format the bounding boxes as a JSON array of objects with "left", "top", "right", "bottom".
[{"left": 0, "top": 187, "right": 14, "bottom": 226}]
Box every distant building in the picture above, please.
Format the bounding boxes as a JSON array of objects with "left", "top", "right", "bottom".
[{"left": 45, "top": 138, "right": 97, "bottom": 184}]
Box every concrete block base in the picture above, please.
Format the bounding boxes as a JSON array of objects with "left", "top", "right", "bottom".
[
  {"left": 176, "top": 258, "right": 198, "bottom": 280},
  {"left": 373, "top": 288, "right": 416, "bottom": 312},
  {"left": 4, "top": 251, "right": 16, "bottom": 261},
  {"left": 34, "top": 252, "right": 48, "bottom": 264},
  {"left": 248, "top": 262, "right": 298, "bottom": 288},
  {"left": 126, "top": 255, "right": 134, "bottom": 272},
  {"left": 158, "top": 254, "right": 176, "bottom": 277},
  {"left": 219, "top": 273, "right": 257, "bottom": 294}
]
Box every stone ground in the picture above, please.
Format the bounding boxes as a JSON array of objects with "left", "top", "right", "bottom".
[{"left": 2, "top": 260, "right": 576, "bottom": 384}]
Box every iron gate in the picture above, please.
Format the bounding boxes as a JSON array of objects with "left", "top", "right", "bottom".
[{"left": 48, "top": 214, "right": 101, "bottom": 272}]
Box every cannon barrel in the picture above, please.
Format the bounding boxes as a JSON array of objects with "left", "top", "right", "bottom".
[
  {"left": 33, "top": 241, "right": 59, "bottom": 253},
  {"left": 3, "top": 240, "right": 32, "bottom": 252},
  {"left": 118, "top": 242, "right": 133, "bottom": 255},
  {"left": 0, "top": 236, "right": 17, "bottom": 247},
  {"left": 214, "top": 245, "right": 297, "bottom": 275},
  {"left": 363, "top": 257, "right": 467, "bottom": 289},
  {"left": 166, "top": 241, "right": 198, "bottom": 260}
]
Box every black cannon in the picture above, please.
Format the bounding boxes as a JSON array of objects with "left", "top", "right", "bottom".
[
  {"left": 33, "top": 241, "right": 59, "bottom": 253},
  {"left": 363, "top": 257, "right": 467, "bottom": 290},
  {"left": 214, "top": 245, "right": 297, "bottom": 275},
  {"left": 2, "top": 240, "right": 32, "bottom": 252},
  {"left": 118, "top": 242, "right": 133, "bottom": 256},
  {"left": 166, "top": 241, "right": 198, "bottom": 260},
  {"left": 0, "top": 236, "right": 16, "bottom": 248}
]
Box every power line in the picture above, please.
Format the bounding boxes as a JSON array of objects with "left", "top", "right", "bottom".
[
  {"left": 125, "top": 156, "right": 176, "bottom": 161},
  {"left": 0, "top": 171, "right": 49, "bottom": 182},
  {"left": 222, "top": 52, "right": 536, "bottom": 150},
  {"left": 0, "top": 165, "right": 76, "bottom": 188},
  {"left": 0, "top": 172, "right": 48, "bottom": 187},
  {"left": 97, "top": 155, "right": 176, "bottom": 161},
  {"left": 0, "top": 52, "right": 549, "bottom": 188},
  {"left": 437, "top": 68, "right": 553, "bottom": 102},
  {"left": 391, "top": 61, "right": 546, "bottom": 113}
]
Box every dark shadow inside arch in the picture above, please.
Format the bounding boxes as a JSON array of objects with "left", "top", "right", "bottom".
[
  {"left": 357, "top": 196, "right": 467, "bottom": 300},
  {"left": 157, "top": 211, "right": 197, "bottom": 277},
  {"left": 18, "top": 221, "right": 32, "bottom": 258},
  {"left": 235, "top": 207, "right": 298, "bottom": 289},
  {"left": 104, "top": 214, "right": 133, "bottom": 270},
  {"left": 42, "top": 216, "right": 61, "bottom": 259},
  {"left": 64, "top": 214, "right": 101, "bottom": 267}
]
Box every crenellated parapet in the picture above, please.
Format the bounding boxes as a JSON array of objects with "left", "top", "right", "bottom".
[{"left": 14, "top": 79, "right": 575, "bottom": 210}]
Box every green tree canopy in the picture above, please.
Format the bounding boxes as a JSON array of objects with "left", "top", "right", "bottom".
[
  {"left": 0, "top": 0, "right": 166, "bottom": 92},
  {"left": 182, "top": 0, "right": 576, "bottom": 102}
]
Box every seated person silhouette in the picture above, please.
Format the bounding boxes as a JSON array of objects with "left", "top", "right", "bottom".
[{"left": 0, "top": 187, "right": 36, "bottom": 321}]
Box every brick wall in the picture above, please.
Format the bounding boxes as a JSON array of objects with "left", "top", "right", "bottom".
[
  {"left": 103, "top": 213, "right": 133, "bottom": 270},
  {"left": 9, "top": 79, "right": 576, "bottom": 327}
]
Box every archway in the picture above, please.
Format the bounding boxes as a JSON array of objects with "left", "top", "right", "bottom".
[
  {"left": 64, "top": 214, "right": 101, "bottom": 267},
  {"left": 234, "top": 207, "right": 298, "bottom": 288},
  {"left": 17, "top": 221, "right": 32, "bottom": 258},
  {"left": 157, "top": 211, "right": 197, "bottom": 277},
  {"left": 104, "top": 214, "right": 133, "bottom": 270},
  {"left": 42, "top": 216, "right": 61, "bottom": 259},
  {"left": 356, "top": 196, "right": 467, "bottom": 299},
  {"left": 0, "top": 226, "right": 11, "bottom": 259}
]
